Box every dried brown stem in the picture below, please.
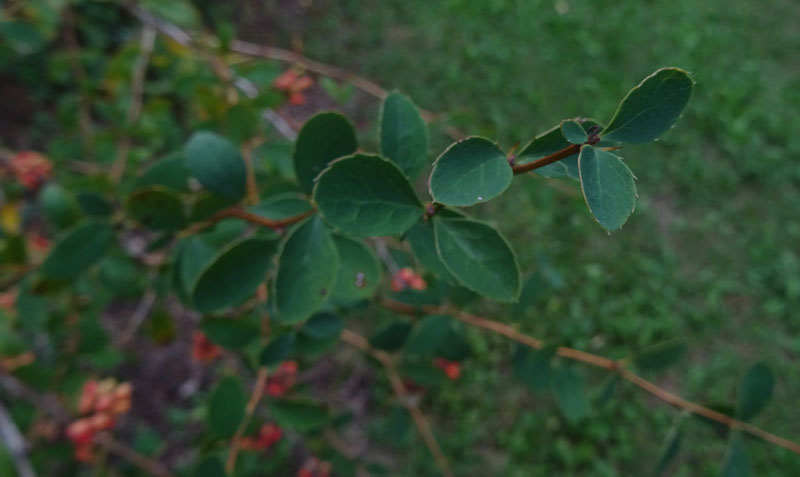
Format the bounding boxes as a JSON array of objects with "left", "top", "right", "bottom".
[
  {"left": 341, "top": 329, "right": 453, "bottom": 477},
  {"left": 377, "top": 298, "right": 800, "bottom": 455}
]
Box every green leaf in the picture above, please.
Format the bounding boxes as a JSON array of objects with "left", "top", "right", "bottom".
[
  {"left": 134, "top": 152, "right": 190, "bottom": 192},
  {"left": 313, "top": 154, "right": 423, "bottom": 237},
  {"left": 76, "top": 192, "right": 113, "bottom": 217},
  {"left": 429, "top": 137, "right": 512, "bottom": 207},
  {"left": 405, "top": 220, "right": 455, "bottom": 281},
  {"left": 369, "top": 321, "right": 413, "bottom": 351},
  {"left": 737, "top": 363, "right": 774, "bottom": 421},
  {"left": 433, "top": 217, "right": 520, "bottom": 302},
  {"left": 300, "top": 312, "right": 344, "bottom": 340},
  {"left": 40, "top": 220, "right": 115, "bottom": 279},
  {"left": 634, "top": 340, "right": 687, "bottom": 372},
  {"left": 293, "top": 112, "right": 358, "bottom": 194},
  {"left": 331, "top": 235, "right": 381, "bottom": 301},
  {"left": 259, "top": 333, "right": 296, "bottom": 366},
  {"left": 653, "top": 418, "right": 683, "bottom": 476},
  {"left": 512, "top": 345, "right": 556, "bottom": 393},
  {"left": 185, "top": 131, "right": 247, "bottom": 200},
  {"left": 173, "top": 236, "right": 217, "bottom": 303},
  {"left": 601, "top": 67, "right": 694, "bottom": 144},
  {"left": 561, "top": 119, "right": 589, "bottom": 144},
  {"left": 275, "top": 217, "right": 339, "bottom": 323},
  {"left": 208, "top": 376, "right": 245, "bottom": 438},
  {"left": 269, "top": 399, "right": 330, "bottom": 432},
  {"left": 406, "top": 315, "right": 470, "bottom": 361},
  {"left": 39, "top": 183, "right": 80, "bottom": 229},
  {"left": 249, "top": 193, "right": 312, "bottom": 220},
  {"left": 191, "top": 237, "right": 277, "bottom": 313},
  {"left": 127, "top": 186, "right": 186, "bottom": 231},
  {"left": 380, "top": 92, "right": 429, "bottom": 179},
  {"left": 552, "top": 365, "right": 590, "bottom": 422},
  {"left": 194, "top": 457, "right": 225, "bottom": 477},
  {"left": 202, "top": 317, "right": 260, "bottom": 349},
  {"left": 139, "top": 0, "right": 201, "bottom": 27},
  {"left": 721, "top": 432, "right": 750, "bottom": 477},
  {"left": 578, "top": 145, "right": 637, "bottom": 231}
]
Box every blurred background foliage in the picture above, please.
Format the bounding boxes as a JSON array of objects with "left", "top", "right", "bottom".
[{"left": 1, "top": 0, "right": 799, "bottom": 475}]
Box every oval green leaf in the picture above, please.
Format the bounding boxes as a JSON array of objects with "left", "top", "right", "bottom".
[
  {"left": 293, "top": 112, "right": 358, "bottom": 194},
  {"left": 601, "top": 67, "right": 694, "bottom": 144},
  {"left": 202, "top": 316, "right": 260, "bottom": 349},
  {"left": 300, "top": 312, "right": 344, "bottom": 341},
  {"left": 578, "top": 145, "right": 637, "bottom": 231},
  {"left": 405, "top": 220, "right": 455, "bottom": 282},
  {"left": 313, "top": 154, "right": 423, "bottom": 237},
  {"left": 737, "top": 362, "right": 774, "bottom": 421},
  {"left": 331, "top": 235, "right": 381, "bottom": 301},
  {"left": 173, "top": 236, "right": 217, "bottom": 303},
  {"left": 249, "top": 193, "right": 312, "bottom": 221},
  {"left": 369, "top": 321, "right": 413, "bottom": 351},
  {"left": 259, "top": 333, "right": 296, "bottom": 366},
  {"left": 406, "top": 315, "right": 470, "bottom": 360},
  {"left": 433, "top": 217, "right": 520, "bottom": 302},
  {"left": 269, "top": 399, "right": 329, "bottom": 432},
  {"left": 207, "top": 376, "right": 245, "bottom": 438},
  {"left": 40, "top": 220, "right": 115, "bottom": 279},
  {"left": 127, "top": 186, "right": 186, "bottom": 231},
  {"left": 560, "top": 119, "right": 588, "bottom": 145},
  {"left": 39, "top": 183, "right": 80, "bottom": 229},
  {"left": 275, "top": 216, "right": 339, "bottom": 323},
  {"left": 380, "top": 91, "right": 429, "bottom": 179},
  {"left": 191, "top": 237, "right": 277, "bottom": 313},
  {"left": 134, "top": 152, "right": 190, "bottom": 192},
  {"left": 185, "top": 131, "right": 247, "bottom": 200},
  {"left": 552, "top": 365, "right": 590, "bottom": 422},
  {"left": 429, "top": 137, "right": 512, "bottom": 207}
]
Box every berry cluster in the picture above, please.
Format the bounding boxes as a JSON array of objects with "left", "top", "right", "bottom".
[
  {"left": 390, "top": 267, "right": 427, "bottom": 292},
  {"left": 66, "top": 379, "right": 132, "bottom": 462},
  {"left": 239, "top": 422, "right": 283, "bottom": 452},
  {"left": 6, "top": 151, "right": 52, "bottom": 189},
  {"left": 265, "top": 361, "right": 298, "bottom": 397},
  {"left": 191, "top": 331, "right": 222, "bottom": 362},
  {"left": 434, "top": 358, "right": 462, "bottom": 380},
  {"left": 273, "top": 68, "right": 314, "bottom": 105},
  {"left": 297, "top": 456, "right": 331, "bottom": 477}
]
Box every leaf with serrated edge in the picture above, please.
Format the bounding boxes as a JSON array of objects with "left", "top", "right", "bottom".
[
  {"left": 293, "top": 112, "right": 358, "bottom": 194},
  {"left": 561, "top": 119, "right": 588, "bottom": 145},
  {"left": 429, "top": 137, "right": 512, "bottom": 207},
  {"left": 274, "top": 216, "right": 339, "bottom": 323},
  {"left": 578, "top": 145, "right": 637, "bottom": 231},
  {"left": 601, "top": 67, "right": 694, "bottom": 144},
  {"left": 313, "top": 154, "right": 422, "bottom": 237},
  {"left": 433, "top": 217, "right": 520, "bottom": 302},
  {"left": 380, "top": 92, "right": 429, "bottom": 179}
]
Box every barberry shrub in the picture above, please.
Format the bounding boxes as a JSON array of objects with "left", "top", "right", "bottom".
[{"left": 0, "top": 10, "right": 779, "bottom": 470}]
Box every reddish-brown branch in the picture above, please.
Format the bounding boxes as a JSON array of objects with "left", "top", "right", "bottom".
[
  {"left": 377, "top": 298, "right": 800, "bottom": 455},
  {"left": 214, "top": 208, "right": 315, "bottom": 230},
  {"left": 341, "top": 330, "right": 454, "bottom": 477},
  {"left": 511, "top": 144, "right": 581, "bottom": 175}
]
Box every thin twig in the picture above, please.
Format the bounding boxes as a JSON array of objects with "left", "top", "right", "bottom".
[
  {"left": 62, "top": 6, "right": 94, "bottom": 159},
  {"left": 95, "top": 434, "right": 175, "bottom": 477},
  {"left": 116, "top": 286, "right": 157, "bottom": 346},
  {"left": 127, "top": 5, "right": 465, "bottom": 140},
  {"left": 111, "top": 24, "right": 157, "bottom": 183},
  {"left": 377, "top": 298, "right": 800, "bottom": 455},
  {"left": 0, "top": 401, "right": 35, "bottom": 477},
  {"left": 214, "top": 208, "right": 314, "bottom": 230},
  {"left": 341, "top": 330, "right": 454, "bottom": 477},
  {"left": 225, "top": 367, "right": 269, "bottom": 475}
]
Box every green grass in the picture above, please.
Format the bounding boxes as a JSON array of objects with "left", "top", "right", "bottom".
[{"left": 257, "top": 0, "right": 800, "bottom": 474}]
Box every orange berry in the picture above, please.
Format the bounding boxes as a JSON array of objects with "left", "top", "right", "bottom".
[{"left": 66, "top": 419, "right": 94, "bottom": 446}]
